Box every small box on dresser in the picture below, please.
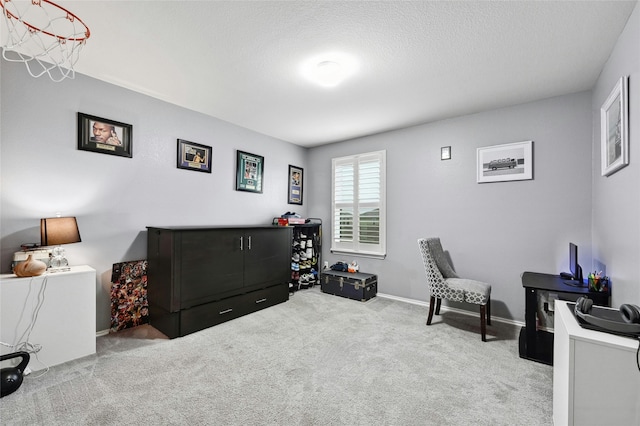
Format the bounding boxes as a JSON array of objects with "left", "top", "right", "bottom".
[{"left": 321, "top": 270, "right": 377, "bottom": 301}]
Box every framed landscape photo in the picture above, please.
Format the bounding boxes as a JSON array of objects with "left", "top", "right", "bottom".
[
  {"left": 236, "top": 150, "right": 264, "bottom": 193},
  {"left": 477, "top": 140, "right": 533, "bottom": 183},
  {"left": 288, "top": 165, "right": 303, "bottom": 205},
  {"left": 177, "top": 139, "right": 212, "bottom": 173},
  {"left": 77, "top": 112, "right": 132, "bottom": 158},
  {"left": 601, "top": 76, "right": 629, "bottom": 177}
]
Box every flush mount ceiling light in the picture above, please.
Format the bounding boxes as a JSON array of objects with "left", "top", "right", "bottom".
[{"left": 300, "top": 53, "right": 358, "bottom": 88}]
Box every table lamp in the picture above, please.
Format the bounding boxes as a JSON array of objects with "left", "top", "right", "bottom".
[{"left": 40, "top": 216, "right": 81, "bottom": 271}]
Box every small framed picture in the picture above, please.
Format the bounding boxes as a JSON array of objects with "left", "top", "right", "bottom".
[
  {"left": 177, "top": 139, "right": 212, "bottom": 173},
  {"left": 477, "top": 140, "right": 533, "bottom": 183},
  {"left": 77, "top": 112, "right": 132, "bottom": 158},
  {"left": 236, "top": 150, "right": 264, "bottom": 193},
  {"left": 288, "top": 165, "right": 303, "bottom": 205},
  {"left": 601, "top": 76, "right": 629, "bottom": 177}
]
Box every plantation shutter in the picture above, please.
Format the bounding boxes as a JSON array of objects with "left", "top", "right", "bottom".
[{"left": 331, "top": 150, "right": 386, "bottom": 258}]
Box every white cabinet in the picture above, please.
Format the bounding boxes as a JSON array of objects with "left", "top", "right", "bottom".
[
  {"left": 553, "top": 300, "right": 640, "bottom": 425},
  {"left": 0, "top": 265, "right": 96, "bottom": 372}
]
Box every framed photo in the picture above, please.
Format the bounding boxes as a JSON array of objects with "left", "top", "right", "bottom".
[
  {"left": 77, "top": 112, "right": 132, "bottom": 158},
  {"left": 601, "top": 76, "right": 629, "bottom": 177},
  {"left": 177, "top": 139, "right": 212, "bottom": 173},
  {"left": 236, "top": 150, "right": 264, "bottom": 193},
  {"left": 288, "top": 165, "right": 303, "bottom": 205},
  {"left": 477, "top": 140, "right": 533, "bottom": 183}
]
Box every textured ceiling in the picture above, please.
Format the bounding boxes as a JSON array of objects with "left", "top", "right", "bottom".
[{"left": 57, "top": 1, "right": 638, "bottom": 147}]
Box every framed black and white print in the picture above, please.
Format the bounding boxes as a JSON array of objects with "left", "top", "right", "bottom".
[
  {"left": 477, "top": 140, "right": 533, "bottom": 183},
  {"left": 77, "top": 112, "right": 132, "bottom": 158},
  {"left": 177, "top": 139, "right": 212, "bottom": 173},
  {"left": 236, "top": 150, "right": 264, "bottom": 193},
  {"left": 601, "top": 76, "right": 629, "bottom": 177},
  {"left": 288, "top": 165, "right": 303, "bottom": 205}
]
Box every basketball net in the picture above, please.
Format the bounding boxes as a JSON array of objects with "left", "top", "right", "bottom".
[{"left": 0, "top": 0, "right": 90, "bottom": 82}]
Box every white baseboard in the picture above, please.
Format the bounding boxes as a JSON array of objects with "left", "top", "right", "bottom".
[
  {"left": 376, "top": 292, "right": 524, "bottom": 328},
  {"left": 94, "top": 294, "right": 525, "bottom": 338}
]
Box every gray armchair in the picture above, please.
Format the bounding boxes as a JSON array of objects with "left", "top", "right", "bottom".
[{"left": 417, "top": 238, "right": 491, "bottom": 341}]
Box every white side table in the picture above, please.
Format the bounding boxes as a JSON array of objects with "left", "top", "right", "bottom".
[
  {"left": 1, "top": 265, "right": 96, "bottom": 371},
  {"left": 553, "top": 300, "right": 640, "bottom": 425}
]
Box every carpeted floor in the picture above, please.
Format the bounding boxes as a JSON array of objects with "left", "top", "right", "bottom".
[{"left": 0, "top": 288, "right": 553, "bottom": 425}]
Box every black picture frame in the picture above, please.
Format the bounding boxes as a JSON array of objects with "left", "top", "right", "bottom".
[
  {"left": 288, "top": 164, "right": 303, "bottom": 205},
  {"left": 177, "top": 139, "right": 212, "bottom": 173},
  {"left": 236, "top": 150, "right": 264, "bottom": 193},
  {"left": 77, "top": 112, "right": 132, "bottom": 158}
]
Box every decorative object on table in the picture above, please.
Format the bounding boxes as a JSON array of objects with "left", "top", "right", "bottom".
[
  {"left": 601, "top": 76, "right": 629, "bottom": 177},
  {"left": 476, "top": 140, "right": 533, "bottom": 183},
  {"left": 77, "top": 112, "right": 133, "bottom": 158},
  {"left": 588, "top": 271, "right": 609, "bottom": 293},
  {"left": 441, "top": 146, "right": 451, "bottom": 160},
  {"left": 329, "top": 261, "right": 349, "bottom": 272},
  {"left": 177, "top": 139, "right": 212, "bottom": 173},
  {"left": 11, "top": 248, "right": 51, "bottom": 272},
  {"left": 110, "top": 260, "right": 149, "bottom": 332},
  {"left": 12, "top": 254, "right": 47, "bottom": 277},
  {"left": 348, "top": 260, "right": 359, "bottom": 273},
  {"left": 288, "top": 164, "right": 303, "bottom": 205},
  {"left": 0, "top": 0, "right": 90, "bottom": 82},
  {"left": 40, "top": 216, "right": 81, "bottom": 270},
  {"left": 0, "top": 351, "right": 30, "bottom": 398},
  {"left": 236, "top": 150, "right": 264, "bottom": 193}
]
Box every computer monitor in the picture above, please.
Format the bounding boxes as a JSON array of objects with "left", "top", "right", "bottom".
[{"left": 569, "top": 242, "right": 583, "bottom": 283}]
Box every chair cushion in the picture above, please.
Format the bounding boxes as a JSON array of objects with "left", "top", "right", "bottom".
[
  {"left": 445, "top": 278, "right": 491, "bottom": 305},
  {"left": 426, "top": 238, "right": 459, "bottom": 278}
]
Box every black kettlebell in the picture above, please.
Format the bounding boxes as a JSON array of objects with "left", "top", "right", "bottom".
[{"left": 1, "top": 351, "right": 30, "bottom": 398}]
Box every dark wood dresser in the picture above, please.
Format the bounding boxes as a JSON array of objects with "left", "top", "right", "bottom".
[{"left": 147, "top": 226, "right": 292, "bottom": 338}]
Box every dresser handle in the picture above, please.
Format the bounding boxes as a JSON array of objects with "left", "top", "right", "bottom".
[
  {"left": 255, "top": 298, "right": 267, "bottom": 304},
  {"left": 248, "top": 235, "right": 252, "bottom": 250},
  {"left": 219, "top": 308, "right": 233, "bottom": 315},
  {"left": 240, "top": 236, "right": 243, "bottom": 251}
]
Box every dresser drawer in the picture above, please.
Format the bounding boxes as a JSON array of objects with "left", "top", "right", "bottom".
[
  {"left": 241, "top": 284, "right": 289, "bottom": 313},
  {"left": 180, "top": 296, "right": 245, "bottom": 336}
]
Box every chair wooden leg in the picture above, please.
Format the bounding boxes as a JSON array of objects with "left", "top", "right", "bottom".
[
  {"left": 480, "top": 304, "right": 487, "bottom": 342},
  {"left": 486, "top": 298, "right": 491, "bottom": 326},
  {"left": 426, "top": 296, "right": 436, "bottom": 325},
  {"left": 435, "top": 298, "right": 442, "bottom": 315}
]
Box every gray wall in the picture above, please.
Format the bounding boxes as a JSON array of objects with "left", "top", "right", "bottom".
[
  {"left": 0, "top": 61, "right": 308, "bottom": 331},
  {"left": 2, "top": 1, "right": 638, "bottom": 331},
  {"left": 591, "top": 2, "right": 640, "bottom": 307},
  {"left": 308, "top": 92, "right": 593, "bottom": 321}
]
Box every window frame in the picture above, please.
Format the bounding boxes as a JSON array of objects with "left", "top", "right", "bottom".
[{"left": 331, "top": 150, "right": 386, "bottom": 259}]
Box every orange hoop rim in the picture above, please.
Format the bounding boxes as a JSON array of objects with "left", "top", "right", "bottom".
[{"left": 0, "top": 0, "right": 90, "bottom": 42}]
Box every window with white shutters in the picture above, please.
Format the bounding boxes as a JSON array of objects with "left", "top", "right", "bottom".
[{"left": 331, "top": 150, "right": 386, "bottom": 258}]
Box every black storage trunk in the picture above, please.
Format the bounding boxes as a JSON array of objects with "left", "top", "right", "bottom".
[{"left": 321, "top": 270, "right": 377, "bottom": 301}]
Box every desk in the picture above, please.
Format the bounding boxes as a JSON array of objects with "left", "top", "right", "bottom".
[
  {"left": 0, "top": 266, "right": 96, "bottom": 371},
  {"left": 520, "top": 272, "right": 609, "bottom": 365}
]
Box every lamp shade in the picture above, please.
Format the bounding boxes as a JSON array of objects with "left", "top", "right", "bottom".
[{"left": 40, "top": 217, "right": 81, "bottom": 246}]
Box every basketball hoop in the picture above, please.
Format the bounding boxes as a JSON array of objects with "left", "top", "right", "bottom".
[{"left": 1, "top": 0, "right": 90, "bottom": 82}]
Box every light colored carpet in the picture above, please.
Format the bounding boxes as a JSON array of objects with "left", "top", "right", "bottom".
[{"left": 0, "top": 288, "right": 552, "bottom": 425}]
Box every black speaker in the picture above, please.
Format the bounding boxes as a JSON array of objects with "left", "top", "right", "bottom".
[
  {"left": 574, "top": 296, "right": 640, "bottom": 336},
  {"left": 0, "top": 351, "right": 30, "bottom": 398}
]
